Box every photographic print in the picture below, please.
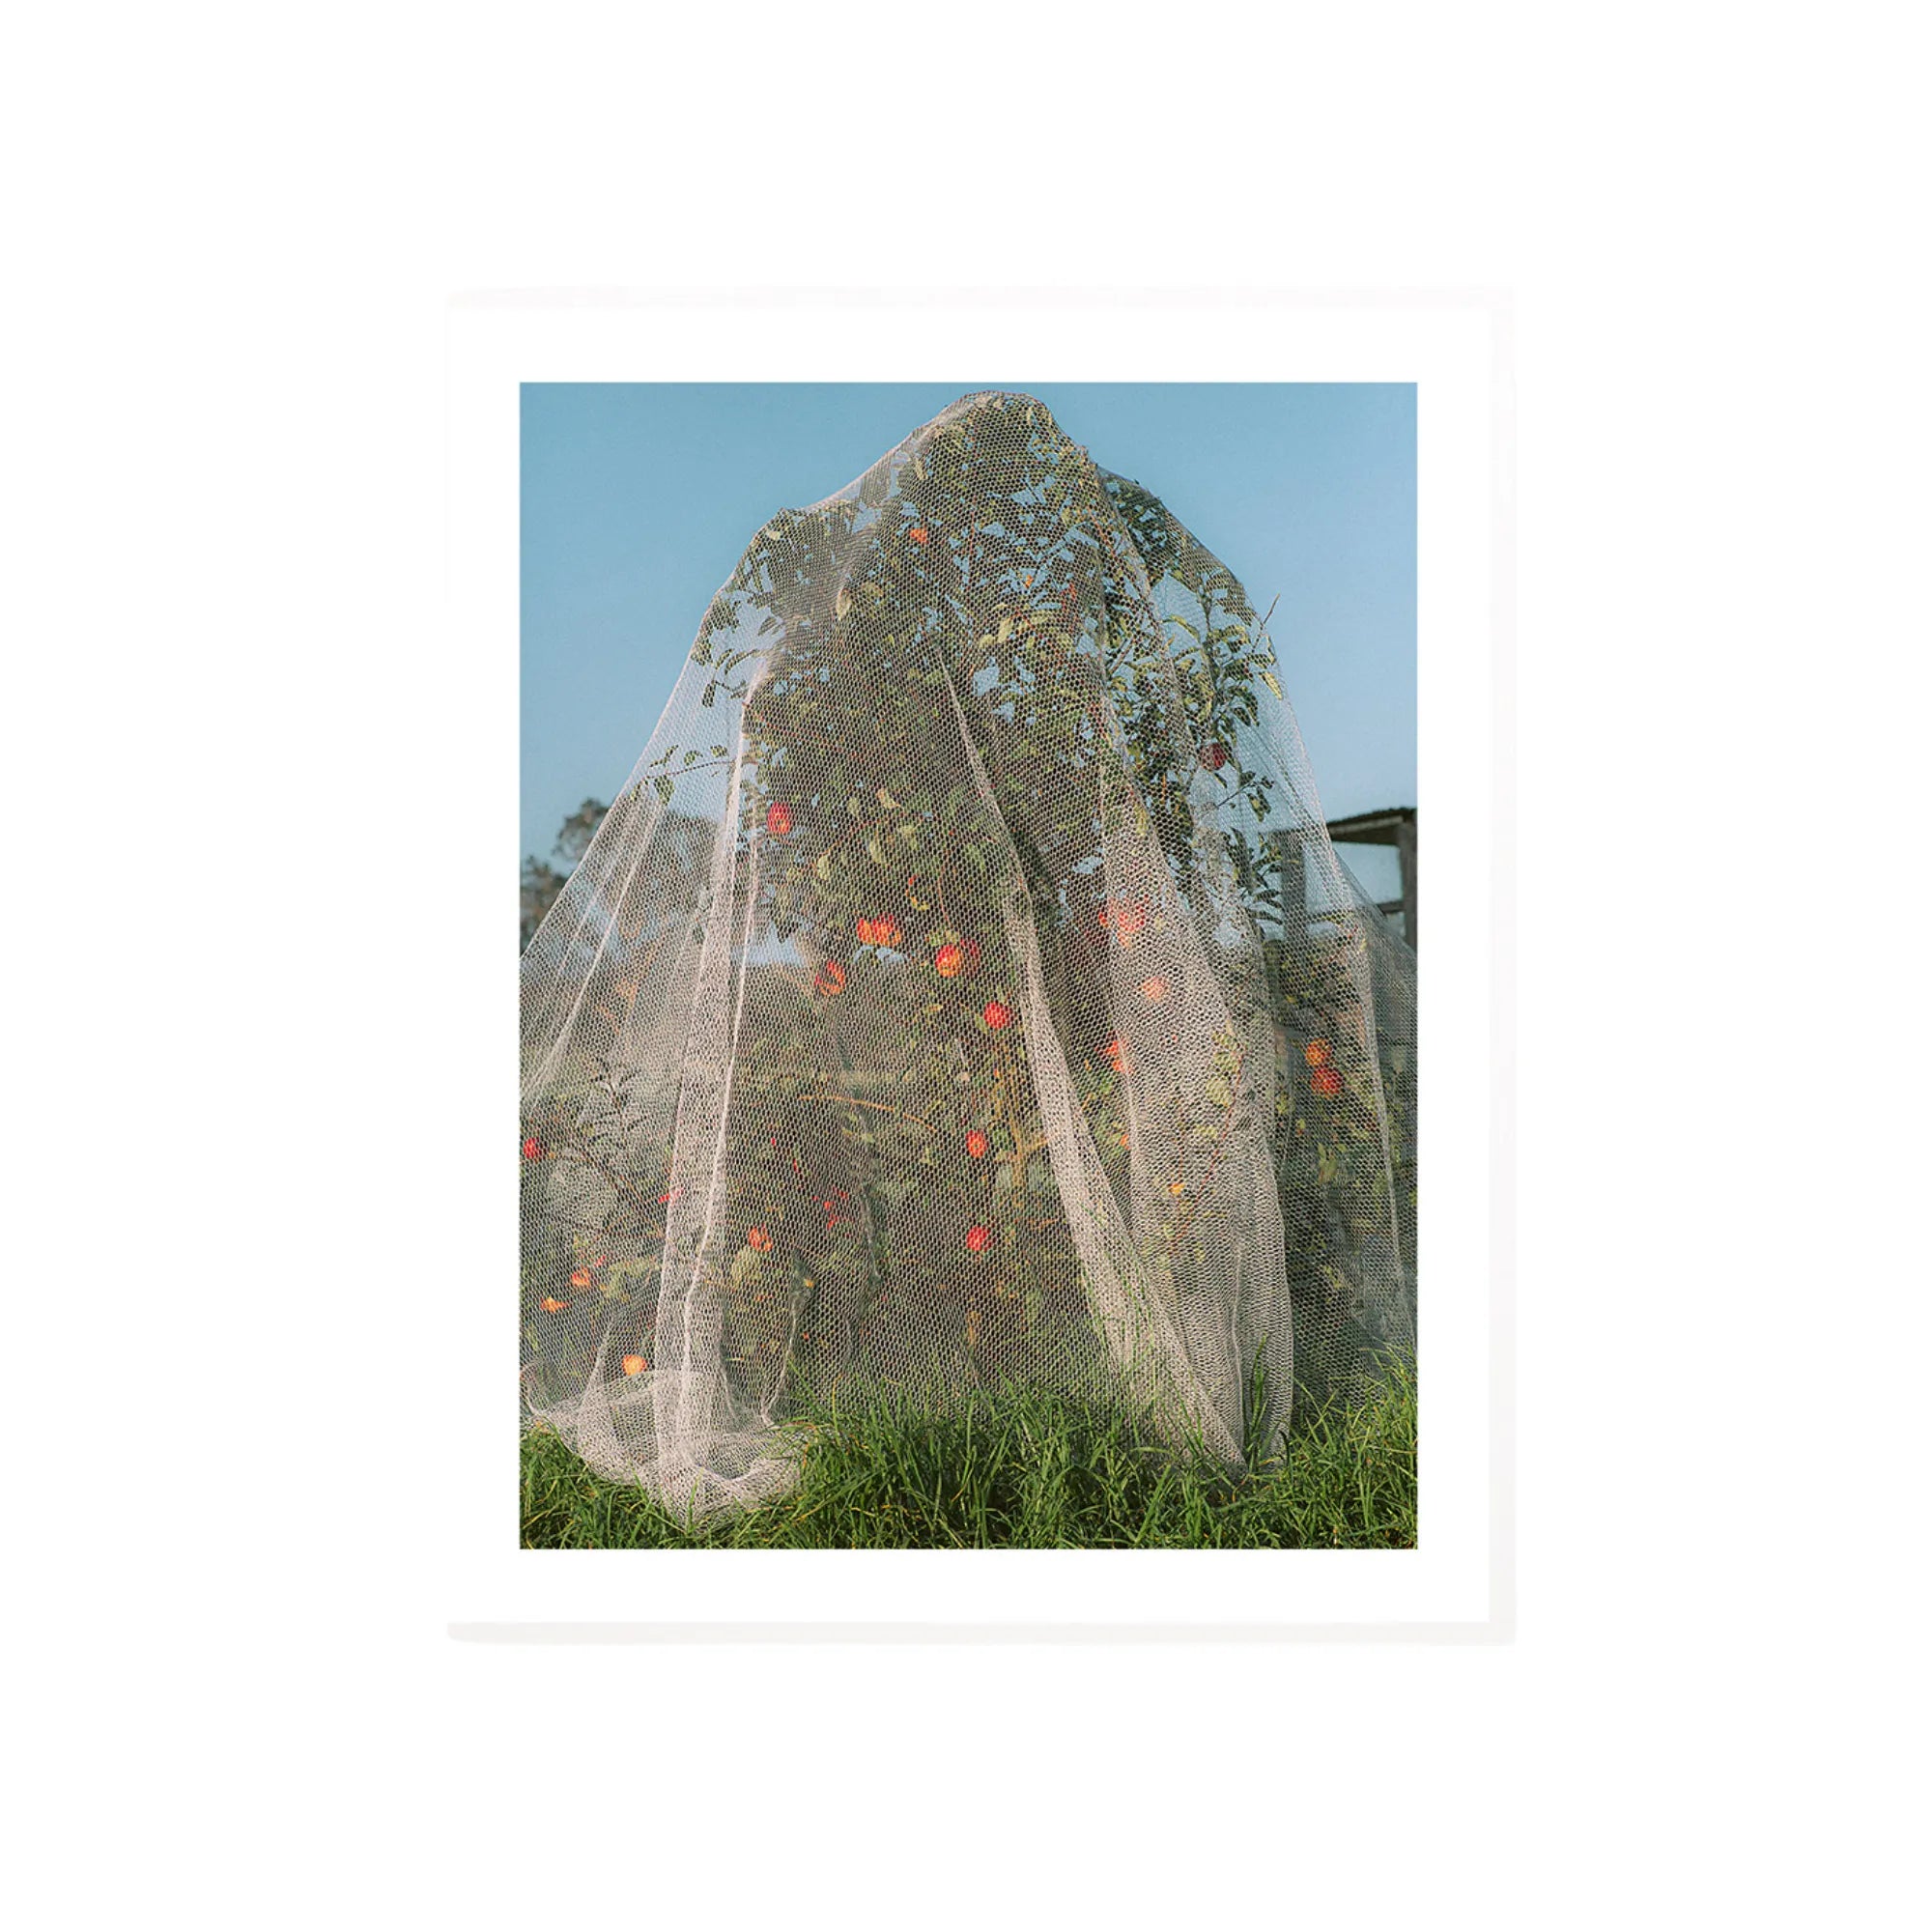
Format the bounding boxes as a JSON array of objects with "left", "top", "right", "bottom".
[{"left": 517, "top": 381, "right": 1417, "bottom": 1550}]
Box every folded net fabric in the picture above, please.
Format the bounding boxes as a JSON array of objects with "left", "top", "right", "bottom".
[{"left": 520, "top": 392, "right": 1416, "bottom": 1516}]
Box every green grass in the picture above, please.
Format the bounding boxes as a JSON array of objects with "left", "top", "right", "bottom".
[{"left": 520, "top": 1361, "right": 1416, "bottom": 1548}]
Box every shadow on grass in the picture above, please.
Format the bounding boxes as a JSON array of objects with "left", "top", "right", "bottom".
[{"left": 520, "top": 1361, "right": 1416, "bottom": 1549}]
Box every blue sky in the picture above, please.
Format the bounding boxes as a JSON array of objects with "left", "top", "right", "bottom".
[{"left": 522, "top": 383, "right": 1415, "bottom": 895}]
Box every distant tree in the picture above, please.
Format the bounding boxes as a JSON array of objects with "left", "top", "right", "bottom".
[{"left": 521, "top": 798, "right": 608, "bottom": 949}]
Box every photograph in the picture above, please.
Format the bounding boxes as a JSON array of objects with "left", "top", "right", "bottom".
[{"left": 517, "top": 382, "right": 1419, "bottom": 1548}]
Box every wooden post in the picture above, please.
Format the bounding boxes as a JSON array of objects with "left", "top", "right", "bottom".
[{"left": 1394, "top": 815, "right": 1417, "bottom": 951}]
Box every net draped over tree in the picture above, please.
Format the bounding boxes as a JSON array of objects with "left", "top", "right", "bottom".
[
  {"left": 520, "top": 392, "right": 1416, "bottom": 1517},
  {"left": 521, "top": 797, "right": 610, "bottom": 950}
]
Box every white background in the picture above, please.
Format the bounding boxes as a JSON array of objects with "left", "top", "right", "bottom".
[{"left": 7, "top": 6, "right": 1924, "bottom": 1930}]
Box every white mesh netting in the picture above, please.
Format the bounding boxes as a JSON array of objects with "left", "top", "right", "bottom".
[{"left": 520, "top": 391, "right": 1416, "bottom": 1517}]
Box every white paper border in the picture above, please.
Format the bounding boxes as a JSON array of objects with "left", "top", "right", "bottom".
[{"left": 445, "top": 289, "right": 1513, "bottom": 1639}]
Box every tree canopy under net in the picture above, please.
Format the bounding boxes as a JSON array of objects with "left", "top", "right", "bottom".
[{"left": 520, "top": 391, "right": 1416, "bottom": 1518}]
